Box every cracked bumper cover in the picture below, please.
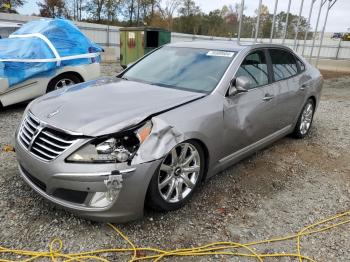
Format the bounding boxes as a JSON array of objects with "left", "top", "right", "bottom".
[{"left": 15, "top": 136, "right": 163, "bottom": 223}]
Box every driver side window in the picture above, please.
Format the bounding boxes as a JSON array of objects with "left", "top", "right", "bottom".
[{"left": 236, "top": 50, "right": 268, "bottom": 89}]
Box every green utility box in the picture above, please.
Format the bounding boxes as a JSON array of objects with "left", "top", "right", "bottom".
[{"left": 120, "top": 27, "right": 171, "bottom": 68}]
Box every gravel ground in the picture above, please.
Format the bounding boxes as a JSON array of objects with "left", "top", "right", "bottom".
[{"left": 0, "top": 64, "right": 349, "bottom": 261}]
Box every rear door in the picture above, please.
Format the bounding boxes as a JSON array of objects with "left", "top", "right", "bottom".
[
  {"left": 222, "top": 49, "right": 280, "bottom": 158},
  {"left": 267, "top": 48, "right": 308, "bottom": 129}
]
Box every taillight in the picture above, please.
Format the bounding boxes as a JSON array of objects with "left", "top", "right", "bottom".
[{"left": 89, "top": 47, "right": 96, "bottom": 63}]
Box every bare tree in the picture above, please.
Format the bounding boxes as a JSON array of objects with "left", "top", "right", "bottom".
[
  {"left": 38, "top": 0, "right": 68, "bottom": 18},
  {"left": 135, "top": 0, "right": 160, "bottom": 26},
  {"left": 136, "top": 0, "right": 140, "bottom": 25},
  {"left": 104, "top": 0, "right": 123, "bottom": 22},
  {"left": 128, "top": 0, "right": 135, "bottom": 25},
  {"left": 150, "top": 0, "right": 157, "bottom": 21},
  {"left": 86, "top": 0, "right": 105, "bottom": 22},
  {"left": 65, "top": 0, "right": 85, "bottom": 20},
  {"left": 178, "top": 0, "right": 200, "bottom": 17},
  {"left": 177, "top": 0, "right": 201, "bottom": 34},
  {"left": 157, "top": 0, "right": 181, "bottom": 29},
  {"left": 75, "top": 0, "right": 84, "bottom": 20}
]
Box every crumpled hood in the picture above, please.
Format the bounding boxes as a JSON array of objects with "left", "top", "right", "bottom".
[{"left": 30, "top": 77, "right": 204, "bottom": 136}]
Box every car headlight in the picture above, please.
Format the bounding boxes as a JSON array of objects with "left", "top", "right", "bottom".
[{"left": 66, "top": 121, "right": 152, "bottom": 163}]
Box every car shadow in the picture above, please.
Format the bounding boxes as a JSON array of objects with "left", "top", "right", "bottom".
[{"left": 0, "top": 101, "right": 28, "bottom": 114}]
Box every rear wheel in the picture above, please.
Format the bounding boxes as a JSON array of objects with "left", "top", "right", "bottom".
[
  {"left": 292, "top": 98, "right": 315, "bottom": 139},
  {"left": 47, "top": 73, "right": 81, "bottom": 93},
  {"left": 147, "top": 141, "right": 205, "bottom": 211}
]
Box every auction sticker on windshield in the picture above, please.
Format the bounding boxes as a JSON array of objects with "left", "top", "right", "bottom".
[{"left": 206, "top": 50, "right": 235, "bottom": 57}]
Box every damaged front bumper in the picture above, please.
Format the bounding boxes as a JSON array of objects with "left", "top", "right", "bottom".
[{"left": 15, "top": 136, "right": 162, "bottom": 222}]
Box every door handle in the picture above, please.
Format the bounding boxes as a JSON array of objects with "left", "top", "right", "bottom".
[
  {"left": 262, "top": 94, "right": 274, "bottom": 101},
  {"left": 300, "top": 83, "right": 310, "bottom": 91}
]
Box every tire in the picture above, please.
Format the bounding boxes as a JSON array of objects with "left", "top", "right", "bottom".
[
  {"left": 292, "top": 98, "right": 315, "bottom": 139},
  {"left": 147, "top": 140, "right": 205, "bottom": 211},
  {"left": 47, "top": 73, "right": 82, "bottom": 93}
]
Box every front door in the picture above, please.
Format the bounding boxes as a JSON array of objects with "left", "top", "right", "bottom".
[{"left": 221, "top": 49, "right": 281, "bottom": 160}]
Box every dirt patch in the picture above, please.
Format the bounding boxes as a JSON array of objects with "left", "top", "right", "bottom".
[{"left": 320, "top": 69, "right": 350, "bottom": 79}]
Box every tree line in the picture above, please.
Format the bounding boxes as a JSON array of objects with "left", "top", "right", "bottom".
[{"left": 1, "top": 0, "right": 313, "bottom": 39}]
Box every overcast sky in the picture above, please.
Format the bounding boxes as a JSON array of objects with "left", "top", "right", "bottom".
[{"left": 18, "top": 0, "right": 350, "bottom": 32}]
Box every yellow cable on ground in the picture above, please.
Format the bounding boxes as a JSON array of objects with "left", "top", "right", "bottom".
[{"left": 0, "top": 210, "right": 349, "bottom": 262}]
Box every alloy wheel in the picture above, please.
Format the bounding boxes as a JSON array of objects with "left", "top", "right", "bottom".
[
  {"left": 158, "top": 143, "right": 201, "bottom": 203},
  {"left": 54, "top": 78, "right": 75, "bottom": 90},
  {"left": 300, "top": 101, "right": 314, "bottom": 135}
]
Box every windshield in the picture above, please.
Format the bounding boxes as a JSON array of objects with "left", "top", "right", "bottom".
[{"left": 122, "top": 46, "right": 235, "bottom": 93}]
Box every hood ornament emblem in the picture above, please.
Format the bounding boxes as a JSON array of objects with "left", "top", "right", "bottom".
[{"left": 47, "top": 106, "right": 62, "bottom": 118}]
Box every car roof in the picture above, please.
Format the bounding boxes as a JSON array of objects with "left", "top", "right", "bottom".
[{"left": 166, "top": 40, "right": 293, "bottom": 53}]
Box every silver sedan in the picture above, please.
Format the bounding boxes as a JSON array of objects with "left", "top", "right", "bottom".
[{"left": 15, "top": 41, "right": 323, "bottom": 222}]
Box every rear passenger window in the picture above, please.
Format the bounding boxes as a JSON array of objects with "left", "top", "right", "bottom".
[
  {"left": 236, "top": 50, "right": 268, "bottom": 89},
  {"left": 269, "top": 49, "right": 298, "bottom": 81}
]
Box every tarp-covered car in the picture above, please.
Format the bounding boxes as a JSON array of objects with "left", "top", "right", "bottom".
[{"left": 0, "top": 19, "right": 102, "bottom": 107}]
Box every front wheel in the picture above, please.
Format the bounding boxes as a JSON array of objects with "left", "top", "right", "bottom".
[
  {"left": 292, "top": 98, "right": 315, "bottom": 139},
  {"left": 147, "top": 141, "right": 205, "bottom": 211}
]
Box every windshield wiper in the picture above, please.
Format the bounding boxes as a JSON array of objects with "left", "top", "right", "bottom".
[{"left": 151, "top": 82, "right": 177, "bottom": 88}]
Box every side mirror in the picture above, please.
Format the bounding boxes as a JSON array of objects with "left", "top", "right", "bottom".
[{"left": 228, "top": 76, "right": 250, "bottom": 96}]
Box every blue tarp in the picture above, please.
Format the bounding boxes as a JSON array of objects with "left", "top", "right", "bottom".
[{"left": 0, "top": 19, "right": 102, "bottom": 87}]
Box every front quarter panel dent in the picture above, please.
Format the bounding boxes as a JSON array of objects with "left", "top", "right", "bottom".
[{"left": 132, "top": 117, "right": 186, "bottom": 165}]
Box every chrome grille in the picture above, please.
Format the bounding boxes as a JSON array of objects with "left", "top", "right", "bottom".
[
  {"left": 18, "top": 113, "right": 40, "bottom": 148},
  {"left": 18, "top": 113, "right": 78, "bottom": 161}
]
